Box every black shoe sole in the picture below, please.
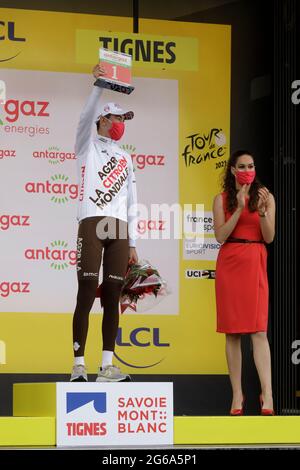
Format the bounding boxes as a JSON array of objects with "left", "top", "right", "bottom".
[
  {"left": 121, "top": 376, "right": 132, "bottom": 382},
  {"left": 70, "top": 377, "right": 88, "bottom": 382}
]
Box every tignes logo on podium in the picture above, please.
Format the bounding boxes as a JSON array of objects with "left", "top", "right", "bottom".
[
  {"left": 67, "top": 392, "right": 107, "bottom": 413},
  {"left": 94, "top": 48, "right": 135, "bottom": 95},
  {"left": 56, "top": 382, "right": 173, "bottom": 446}
]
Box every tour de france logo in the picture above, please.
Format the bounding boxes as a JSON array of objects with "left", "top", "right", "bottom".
[{"left": 181, "top": 128, "right": 227, "bottom": 168}]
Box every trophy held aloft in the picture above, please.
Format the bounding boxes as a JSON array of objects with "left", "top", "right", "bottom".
[{"left": 94, "top": 48, "right": 134, "bottom": 95}]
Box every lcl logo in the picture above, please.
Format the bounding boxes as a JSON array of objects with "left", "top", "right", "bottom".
[
  {"left": 0, "top": 21, "right": 26, "bottom": 62},
  {"left": 114, "top": 327, "right": 170, "bottom": 369},
  {"left": 0, "top": 21, "right": 25, "bottom": 41},
  {"left": 116, "top": 327, "right": 169, "bottom": 348}
]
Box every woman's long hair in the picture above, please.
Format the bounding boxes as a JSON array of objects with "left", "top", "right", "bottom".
[{"left": 222, "top": 150, "right": 263, "bottom": 213}]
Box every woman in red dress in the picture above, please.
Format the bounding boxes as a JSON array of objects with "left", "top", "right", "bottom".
[{"left": 213, "top": 150, "right": 275, "bottom": 415}]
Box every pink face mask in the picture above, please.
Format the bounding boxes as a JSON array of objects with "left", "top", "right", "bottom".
[
  {"left": 235, "top": 170, "right": 256, "bottom": 185},
  {"left": 108, "top": 121, "right": 125, "bottom": 141}
]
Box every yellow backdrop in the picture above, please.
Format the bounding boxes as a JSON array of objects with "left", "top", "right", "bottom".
[{"left": 0, "top": 8, "right": 231, "bottom": 373}]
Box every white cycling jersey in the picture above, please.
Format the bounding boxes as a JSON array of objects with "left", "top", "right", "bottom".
[{"left": 75, "top": 85, "right": 137, "bottom": 247}]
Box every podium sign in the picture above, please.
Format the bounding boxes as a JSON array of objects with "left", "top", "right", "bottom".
[
  {"left": 56, "top": 382, "right": 173, "bottom": 446},
  {"left": 94, "top": 48, "right": 134, "bottom": 95}
]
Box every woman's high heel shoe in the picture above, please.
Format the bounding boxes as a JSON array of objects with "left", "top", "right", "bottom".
[
  {"left": 230, "top": 396, "right": 245, "bottom": 416},
  {"left": 259, "top": 394, "right": 275, "bottom": 416}
]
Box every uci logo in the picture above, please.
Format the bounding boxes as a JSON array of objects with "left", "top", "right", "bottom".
[
  {"left": 114, "top": 327, "right": 170, "bottom": 369},
  {"left": 0, "top": 21, "right": 26, "bottom": 62}
]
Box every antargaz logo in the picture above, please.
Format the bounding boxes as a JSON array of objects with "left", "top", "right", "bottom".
[
  {"left": 48, "top": 147, "right": 61, "bottom": 165},
  {"left": 50, "top": 241, "right": 71, "bottom": 270},
  {"left": 121, "top": 144, "right": 165, "bottom": 170},
  {"left": 33, "top": 146, "right": 76, "bottom": 165},
  {"left": 121, "top": 144, "right": 136, "bottom": 154},
  {"left": 50, "top": 175, "right": 71, "bottom": 203},
  {"left": 0, "top": 99, "right": 49, "bottom": 123},
  {"left": 24, "top": 240, "right": 77, "bottom": 269},
  {"left": 0, "top": 281, "right": 30, "bottom": 298},
  {"left": 121, "top": 144, "right": 136, "bottom": 171},
  {"left": 25, "top": 174, "right": 78, "bottom": 203}
]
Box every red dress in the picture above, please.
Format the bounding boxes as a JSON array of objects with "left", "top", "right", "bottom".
[{"left": 215, "top": 192, "right": 269, "bottom": 333}]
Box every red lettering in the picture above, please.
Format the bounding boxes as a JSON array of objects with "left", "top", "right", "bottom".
[
  {"left": 4, "top": 99, "right": 50, "bottom": 123},
  {"left": 66, "top": 422, "right": 107, "bottom": 436}
]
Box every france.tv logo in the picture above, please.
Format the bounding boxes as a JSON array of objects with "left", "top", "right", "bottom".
[{"left": 66, "top": 392, "right": 107, "bottom": 414}]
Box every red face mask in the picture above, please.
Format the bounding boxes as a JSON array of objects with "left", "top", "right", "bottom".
[
  {"left": 235, "top": 170, "right": 256, "bottom": 185},
  {"left": 108, "top": 121, "right": 125, "bottom": 141}
]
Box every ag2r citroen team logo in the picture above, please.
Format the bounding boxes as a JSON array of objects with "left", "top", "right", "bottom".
[{"left": 0, "top": 21, "right": 26, "bottom": 62}]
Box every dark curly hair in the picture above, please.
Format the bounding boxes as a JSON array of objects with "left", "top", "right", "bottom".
[{"left": 222, "top": 150, "right": 264, "bottom": 213}]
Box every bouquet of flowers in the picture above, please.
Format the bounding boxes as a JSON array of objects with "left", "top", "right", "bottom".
[{"left": 120, "top": 260, "right": 169, "bottom": 313}]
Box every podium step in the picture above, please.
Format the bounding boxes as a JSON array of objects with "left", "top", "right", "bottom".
[
  {"left": 14, "top": 383, "right": 56, "bottom": 417},
  {"left": 12, "top": 383, "right": 300, "bottom": 445},
  {"left": 174, "top": 415, "right": 300, "bottom": 445},
  {"left": 0, "top": 417, "right": 55, "bottom": 446}
]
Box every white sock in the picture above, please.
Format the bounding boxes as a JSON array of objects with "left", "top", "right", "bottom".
[
  {"left": 74, "top": 356, "right": 85, "bottom": 366},
  {"left": 102, "top": 350, "right": 113, "bottom": 368}
]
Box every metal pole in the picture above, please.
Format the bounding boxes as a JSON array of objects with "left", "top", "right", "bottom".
[{"left": 133, "top": 0, "right": 139, "bottom": 33}]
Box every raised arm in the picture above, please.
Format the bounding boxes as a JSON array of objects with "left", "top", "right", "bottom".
[{"left": 75, "top": 64, "right": 106, "bottom": 157}]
